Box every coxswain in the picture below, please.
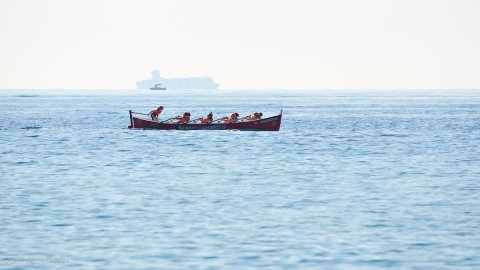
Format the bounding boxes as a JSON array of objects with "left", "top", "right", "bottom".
[{"left": 149, "top": 106, "right": 163, "bottom": 122}]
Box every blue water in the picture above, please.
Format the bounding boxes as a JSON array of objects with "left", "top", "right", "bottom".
[{"left": 1, "top": 89, "right": 479, "bottom": 269}]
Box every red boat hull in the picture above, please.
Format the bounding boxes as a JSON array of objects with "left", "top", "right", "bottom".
[{"left": 128, "top": 111, "right": 282, "bottom": 131}]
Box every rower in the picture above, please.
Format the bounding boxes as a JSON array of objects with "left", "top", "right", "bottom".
[
  {"left": 149, "top": 106, "right": 163, "bottom": 122},
  {"left": 247, "top": 112, "right": 262, "bottom": 121},
  {"left": 225, "top": 112, "right": 239, "bottom": 123},
  {"left": 202, "top": 112, "right": 213, "bottom": 124},
  {"left": 179, "top": 112, "right": 191, "bottom": 124},
  {"left": 218, "top": 112, "right": 237, "bottom": 123}
]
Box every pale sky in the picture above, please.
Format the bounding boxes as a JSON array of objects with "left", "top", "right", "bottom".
[{"left": 0, "top": 0, "right": 479, "bottom": 89}]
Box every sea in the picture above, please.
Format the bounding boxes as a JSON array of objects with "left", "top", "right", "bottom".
[{"left": 0, "top": 89, "right": 479, "bottom": 269}]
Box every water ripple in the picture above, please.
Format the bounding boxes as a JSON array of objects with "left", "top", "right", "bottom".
[{"left": 1, "top": 90, "right": 479, "bottom": 269}]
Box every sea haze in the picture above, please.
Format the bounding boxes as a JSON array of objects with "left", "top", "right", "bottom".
[{"left": 1, "top": 89, "right": 479, "bottom": 269}]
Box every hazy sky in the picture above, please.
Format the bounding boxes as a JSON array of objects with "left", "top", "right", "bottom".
[{"left": 0, "top": 0, "right": 479, "bottom": 89}]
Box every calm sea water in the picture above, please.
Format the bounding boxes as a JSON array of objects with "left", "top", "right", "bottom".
[{"left": 1, "top": 89, "right": 479, "bottom": 269}]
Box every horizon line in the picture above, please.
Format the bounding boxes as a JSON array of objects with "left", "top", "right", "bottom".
[{"left": 1, "top": 88, "right": 479, "bottom": 91}]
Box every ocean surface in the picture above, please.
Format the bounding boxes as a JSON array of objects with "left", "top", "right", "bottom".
[{"left": 1, "top": 89, "right": 479, "bottom": 269}]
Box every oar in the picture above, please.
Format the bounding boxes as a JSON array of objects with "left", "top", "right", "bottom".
[
  {"left": 144, "top": 116, "right": 179, "bottom": 129},
  {"left": 158, "top": 111, "right": 188, "bottom": 123},
  {"left": 158, "top": 116, "right": 179, "bottom": 123},
  {"left": 187, "top": 117, "right": 203, "bottom": 124},
  {"left": 211, "top": 117, "right": 228, "bottom": 123},
  {"left": 237, "top": 115, "right": 250, "bottom": 122}
]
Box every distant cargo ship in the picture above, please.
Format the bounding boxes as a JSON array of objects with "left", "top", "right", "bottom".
[{"left": 136, "top": 70, "right": 219, "bottom": 90}]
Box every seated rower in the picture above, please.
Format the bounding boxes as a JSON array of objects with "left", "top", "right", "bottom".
[
  {"left": 246, "top": 112, "right": 262, "bottom": 121},
  {"left": 202, "top": 112, "right": 213, "bottom": 124},
  {"left": 220, "top": 112, "right": 239, "bottom": 123},
  {"left": 231, "top": 112, "right": 239, "bottom": 123},
  {"left": 149, "top": 106, "right": 163, "bottom": 122},
  {"left": 178, "top": 112, "right": 191, "bottom": 124}
]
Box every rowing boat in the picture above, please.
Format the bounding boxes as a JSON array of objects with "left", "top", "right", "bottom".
[{"left": 128, "top": 110, "right": 282, "bottom": 131}]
